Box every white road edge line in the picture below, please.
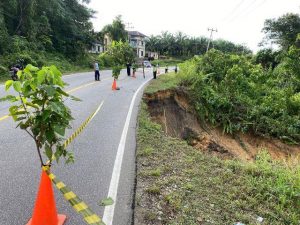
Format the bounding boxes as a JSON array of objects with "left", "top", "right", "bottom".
[{"left": 102, "top": 78, "right": 152, "bottom": 225}]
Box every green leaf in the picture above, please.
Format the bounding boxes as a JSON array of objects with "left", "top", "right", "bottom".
[
  {"left": 66, "top": 152, "right": 75, "bottom": 164},
  {"left": 26, "top": 64, "right": 39, "bottom": 72},
  {"left": 37, "top": 70, "right": 45, "bottom": 84},
  {"left": 53, "top": 124, "right": 65, "bottom": 136},
  {"left": 0, "top": 95, "right": 17, "bottom": 102},
  {"left": 45, "top": 144, "right": 53, "bottom": 161},
  {"left": 26, "top": 102, "right": 39, "bottom": 109},
  {"left": 70, "top": 95, "right": 81, "bottom": 101},
  {"left": 99, "top": 197, "right": 114, "bottom": 206},
  {"left": 46, "top": 130, "right": 55, "bottom": 142},
  {"left": 5, "top": 80, "right": 13, "bottom": 91},
  {"left": 56, "top": 88, "right": 69, "bottom": 97},
  {"left": 44, "top": 86, "right": 56, "bottom": 96},
  {"left": 13, "top": 81, "right": 22, "bottom": 92}
]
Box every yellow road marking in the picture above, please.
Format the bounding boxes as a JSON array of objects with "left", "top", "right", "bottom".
[
  {"left": 66, "top": 82, "right": 97, "bottom": 94},
  {"left": 0, "top": 115, "right": 9, "bottom": 121}
]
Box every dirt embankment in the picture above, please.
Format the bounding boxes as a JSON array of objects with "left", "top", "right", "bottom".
[{"left": 143, "top": 88, "right": 300, "bottom": 161}]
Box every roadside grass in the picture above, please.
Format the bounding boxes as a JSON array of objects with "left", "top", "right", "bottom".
[
  {"left": 151, "top": 58, "right": 187, "bottom": 67},
  {"left": 135, "top": 76, "right": 300, "bottom": 225},
  {"left": 144, "top": 72, "right": 181, "bottom": 94}
]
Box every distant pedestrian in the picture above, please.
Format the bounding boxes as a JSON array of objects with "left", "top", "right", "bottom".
[
  {"left": 175, "top": 65, "right": 178, "bottom": 74},
  {"left": 132, "top": 64, "right": 136, "bottom": 78},
  {"left": 126, "top": 62, "right": 131, "bottom": 76},
  {"left": 157, "top": 63, "right": 160, "bottom": 75},
  {"left": 165, "top": 65, "right": 168, "bottom": 73},
  {"left": 153, "top": 64, "right": 157, "bottom": 79},
  {"left": 94, "top": 61, "right": 100, "bottom": 81}
]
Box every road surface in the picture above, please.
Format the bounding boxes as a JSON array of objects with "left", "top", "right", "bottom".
[{"left": 0, "top": 68, "right": 155, "bottom": 225}]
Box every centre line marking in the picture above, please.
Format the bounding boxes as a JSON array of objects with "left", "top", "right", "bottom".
[{"left": 102, "top": 77, "right": 152, "bottom": 225}]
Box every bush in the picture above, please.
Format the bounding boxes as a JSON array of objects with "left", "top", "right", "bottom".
[
  {"left": 98, "top": 52, "right": 114, "bottom": 68},
  {"left": 0, "top": 65, "right": 8, "bottom": 78},
  {"left": 179, "top": 49, "right": 300, "bottom": 143}
]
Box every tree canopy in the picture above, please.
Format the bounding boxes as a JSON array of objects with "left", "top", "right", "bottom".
[
  {"left": 145, "top": 31, "right": 251, "bottom": 57},
  {"left": 262, "top": 13, "right": 300, "bottom": 50},
  {"left": 101, "top": 15, "right": 128, "bottom": 42},
  {"left": 0, "top": 0, "right": 94, "bottom": 57}
]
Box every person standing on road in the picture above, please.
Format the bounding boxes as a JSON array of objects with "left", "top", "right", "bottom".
[
  {"left": 126, "top": 62, "right": 131, "bottom": 76},
  {"left": 153, "top": 64, "right": 157, "bottom": 79},
  {"left": 165, "top": 64, "right": 168, "bottom": 73},
  {"left": 175, "top": 65, "right": 178, "bottom": 74},
  {"left": 94, "top": 61, "right": 100, "bottom": 81}
]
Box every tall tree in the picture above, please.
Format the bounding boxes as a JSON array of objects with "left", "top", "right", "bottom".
[
  {"left": 262, "top": 13, "right": 300, "bottom": 50},
  {"left": 102, "top": 15, "right": 127, "bottom": 42}
]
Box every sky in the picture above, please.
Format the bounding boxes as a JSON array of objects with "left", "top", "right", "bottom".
[{"left": 88, "top": 0, "right": 300, "bottom": 52}]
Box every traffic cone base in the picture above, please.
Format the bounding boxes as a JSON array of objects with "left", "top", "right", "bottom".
[
  {"left": 26, "top": 170, "right": 67, "bottom": 225},
  {"left": 26, "top": 214, "right": 67, "bottom": 225}
]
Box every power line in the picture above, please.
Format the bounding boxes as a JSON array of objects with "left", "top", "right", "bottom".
[
  {"left": 240, "top": 0, "right": 268, "bottom": 18},
  {"left": 227, "top": 0, "right": 265, "bottom": 23},
  {"left": 125, "top": 22, "right": 134, "bottom": 31},
  {"left": 222, "top": 0, "right": 247, "bottom": 21}
]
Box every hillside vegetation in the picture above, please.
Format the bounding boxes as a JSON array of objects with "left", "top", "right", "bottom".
[
  {"left": 135, "top": 98, "right": 300, "bottom": 225},
  {"left": 178, "top": 47, "right": 300, "bottom": 144},
  {"left": 0, "top": 0, "right": 97, "bottom": 79}
]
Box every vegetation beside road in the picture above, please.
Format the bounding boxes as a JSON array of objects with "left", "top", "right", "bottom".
[
  {"left": 151, "top": 58, "right": 185, "bottom": 67},
  {"left": 135, "top": 74, "right": 300, "bottom": 225}
]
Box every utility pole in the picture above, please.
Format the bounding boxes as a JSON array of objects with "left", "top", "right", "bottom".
[
  {"left": 206, "top": 28, "right": 218, "bottom": 52},
  {"left": 125, "top": 22, "right": 134, "bottom": 31}
]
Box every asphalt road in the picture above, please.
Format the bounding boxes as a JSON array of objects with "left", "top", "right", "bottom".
[{"left": 0, "top": 68, "right": 155, "bottom": 225}]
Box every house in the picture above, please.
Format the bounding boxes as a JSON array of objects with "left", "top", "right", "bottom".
[
  {"left": 103, "top": 33, "right": 112, "bottom": 52},
  {"left": 89, "top": 42, "right": 103, "bottom": 54},
  {"left": 146, "top": 51, "right": 159, "bottom": 60},
  {"left": 128, "top": 31, "right": 147, "bottom": 58}
]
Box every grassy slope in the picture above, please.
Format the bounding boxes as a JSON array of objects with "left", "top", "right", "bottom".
[
  {"left": 151, "top": 58, "right": 186, "bottom": 67},
  {"left": 135, "top": 74, "right": 300, "bottom": 225}
]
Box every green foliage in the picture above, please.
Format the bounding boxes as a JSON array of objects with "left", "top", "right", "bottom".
[
  {"left": 99, "top": 197, "right": 114, "bottom": 206},
  {"left": 102, "top": 15, "right": 128, "bottom": 42},
  {"left": 179, "top": 49, "right": 300, "bottom": 143},
  {"left": 262, "top": 13, "right": 300, "bottom": 50},
  {"left": 112, "top": 65, "right": 122, "bottom": 79},
  {"left": 0, "top": 0, "right": 94, "bottom": 59},
  {"left": 254, "top": 48, "right": 280, "bottom": 69},
  {"left": 146, "top": 31, "right": 251, "bottom": 58},
  {"left": 136, "top": 102, "right": 300, "bottom": 224},
  {"left": 0, "top": 65, "right": 8, "bottom": 78},
  {"left": 98, "top": 52, "right": 114, "bottom": 68},
  {"left": 99, "top": 40, "right": 135, "bottom": 78},
  {"left": 1, "top": 64, "right": 79, "bottom": 165}
]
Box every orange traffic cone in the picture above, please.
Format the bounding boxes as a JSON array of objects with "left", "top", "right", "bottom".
[
  {"left": 26, "top": 170, "right": 66, "bottom": 225},
  {"left": 112, "top": 79, "right": 117, "bottom": 90}
]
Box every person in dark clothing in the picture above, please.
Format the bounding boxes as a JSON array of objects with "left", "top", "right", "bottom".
[
  {"left": 153, "top": 64, "right": 157, "bottom": 79},
  {"left": 174, "top": 65, "right": 178, "bottom": 73},
  {"left": 94, "top": 61, "right": 100, "bottom": 81},
  {"left": 126, "top": 62, "right": 131, "bottom": 76}
]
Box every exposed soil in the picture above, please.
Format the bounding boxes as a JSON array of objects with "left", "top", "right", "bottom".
[{"left": 143, "top": 88, "right": 300, "bottom": 161}]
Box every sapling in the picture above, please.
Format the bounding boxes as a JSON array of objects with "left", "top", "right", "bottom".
[{"left": 1, "top": 64, "right": 79, "bottom": 166}]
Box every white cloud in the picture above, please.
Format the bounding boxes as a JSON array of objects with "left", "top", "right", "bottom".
[{"left": 89, "top": 0, "right": 300, "bottom": 52}]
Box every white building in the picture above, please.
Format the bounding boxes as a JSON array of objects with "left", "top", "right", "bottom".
[
  {"left": 128, "top": 31, "right": 147, "bottom": 58},
  {"left": 89, "top": 42, "right": 103, "bottom": 54}
]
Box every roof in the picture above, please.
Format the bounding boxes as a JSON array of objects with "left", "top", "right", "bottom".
[{"left": 127, "top": 31, "right": 147, "bottom": 38}]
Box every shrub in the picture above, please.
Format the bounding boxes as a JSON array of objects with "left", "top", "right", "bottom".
[{"left": 179, "top": 49, "right": 300, "bottom": 143}]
